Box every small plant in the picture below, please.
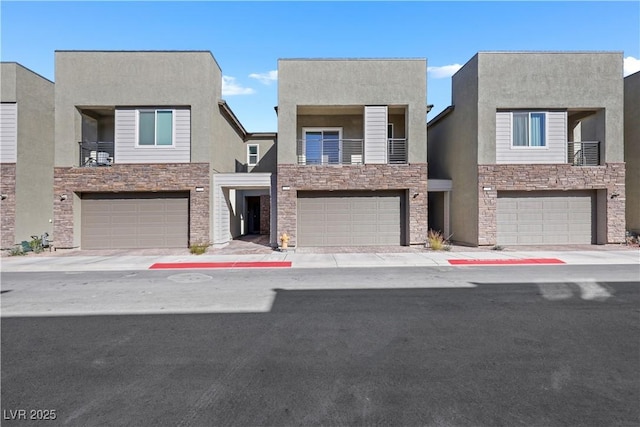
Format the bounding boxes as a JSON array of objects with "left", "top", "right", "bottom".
[
  {"left": 189, "top": 241, "right": 210, "bottom": 255},
  {"left": 29, "top": 235, "right": 44, "bottom": 254},
  {"left": 8, "top": 245, "right": 26, "bottom": 256},
  {"left": 491, "top": 245, "right": 504, "bottom": 251},
  {"left": 426, "top": 229, "right": 450, "bottom": 251}
]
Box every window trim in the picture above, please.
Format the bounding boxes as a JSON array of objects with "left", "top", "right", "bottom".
[
  {"left": 510, "top": 111, "right": 548, "bottom": 149},
  {"left": 247, "top": 144, "right": 259, "bottom": 166},
  {"left": 135, "top": 109, "right": 176, "bottom": 148}
]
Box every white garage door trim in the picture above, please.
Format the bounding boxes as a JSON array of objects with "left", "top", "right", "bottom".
[{"left": 497, "top": 190, "right": 595, "bottom": 245}]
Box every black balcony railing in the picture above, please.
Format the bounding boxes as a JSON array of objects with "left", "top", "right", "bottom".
[
  {"left": 388, "top": 138, "right": 408, "bottom": 164},
  {"left": 568, "top": 141, "right": 600, "bottom": 166},
  {"left": 296, "top": 138, "right": 408, "bottom": 165},
  {"left": 79, "top": 141, "right": 114, "bottom": 167}
]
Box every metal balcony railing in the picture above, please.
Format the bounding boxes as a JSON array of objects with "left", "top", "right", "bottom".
[
  {"left": 296, "top": 139, "right": 364, "bottom": 165},
  {"left": 388, "top": 138, "right": 408, "bottom": 164},
  {"left": 79, "top": 141, "right": 114, "bottom": 167},
  {"left": 568, "top": 141, "right": 600, "bottom": 166},
  {"left": 296, "top": 138, "right": 409, "bottom": 165}
]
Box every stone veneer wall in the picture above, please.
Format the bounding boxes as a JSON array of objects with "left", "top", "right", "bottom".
[
  {"left": 277, "top": 164, "right": 428, "bottom": 247},
  {"left": 477, "top": 163, "right": 626, "bottom": 245},
  {"left": 54, "top": 164, "right": 210, "bottom": 248},
  {"left": 260, "top": 195, "right": 270, "bottom": 235},
  {"left": 0, "top": 164, "right": 16, "bottom": 248}
]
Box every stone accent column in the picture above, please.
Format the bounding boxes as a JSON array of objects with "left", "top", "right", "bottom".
[
  {"left": 0, "top": 164, "right": 16, "bottom": 248},
  {"left": 260, "top": 195, "right": 270, "bottom": 235}
]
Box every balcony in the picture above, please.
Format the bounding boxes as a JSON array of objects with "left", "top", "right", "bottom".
[
  {"left": 79, "top": 141, "right": 114, "bottom": 167},
  {"left": 568, "top": 141, "right": 600, "bottom": 166},
  {"left": 296, "top": 138, "right": 407, "bottom": 165}
]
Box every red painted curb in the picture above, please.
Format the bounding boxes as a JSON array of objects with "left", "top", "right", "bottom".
[
  {"left": 448, "top": 258, "right": 565, "bottom": 266},
  {"left": 149, "top": 261, "right": 292, "bottom": 269}
]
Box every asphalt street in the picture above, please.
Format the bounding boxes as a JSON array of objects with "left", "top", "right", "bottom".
[{"left": 1, "top": 266, "right": 639, "bottom": 426}]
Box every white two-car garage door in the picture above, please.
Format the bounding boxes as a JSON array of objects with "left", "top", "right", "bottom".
[
  {"left": 497, "top": 191, "right": 595, "bottom": 245},
  {"left": 81, "top": 192, "right": 189, "bottom": 249},
  {"left": 297, "top": 191, "right": 404, "bottom": 247}
]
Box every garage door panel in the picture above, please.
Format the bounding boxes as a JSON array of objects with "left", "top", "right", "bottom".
[
  {"left": 297, "top": 191, "right": 403, "bottom": 247},
  {"left": 544, "top": 212, "right": 570, "bottom": 221},
  {"left": 82, "top": 193, "right": 189, "bottom": 249},
  {"left": 497, "top": 191, "right": 594, "bottom": 245}
]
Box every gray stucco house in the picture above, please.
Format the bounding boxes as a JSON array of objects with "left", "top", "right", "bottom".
[
  {"left": 0, "top": 63, "right": 55, "bottom": 249},
  {"left": 428, "top": 52, "right": 626, "bottom": 246},
  {"left": 53, "top": 51, "right": 276, "bottom": 250},
  {"left": 276, "top": 59, "right": 429, "bottom": 247},
  {"left": 624, "top": 71, "right": 640, "bottom": 235}
]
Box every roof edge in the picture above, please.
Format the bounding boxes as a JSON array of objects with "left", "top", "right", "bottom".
[
  {"left": 218, "top": 100, "right": 248, "bottom": 140},
  {"left": 1, "top": 61, "right": 55, "bottom": 84},
  {"left": 427, "top": 105, "right": 455, "bottom": 128}
]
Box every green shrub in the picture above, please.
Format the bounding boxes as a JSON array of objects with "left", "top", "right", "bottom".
[
  {"left": 8, "top": 245, "right": 26, "bottom": 256},
  {"left": 189, "top": 242, "right": 209, "bottom": 255},
  {"left": 29, "top": 235, "right": 44, "bottom": 254}
]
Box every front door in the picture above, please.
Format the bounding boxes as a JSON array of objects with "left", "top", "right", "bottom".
[{"left": 246, "top": 196, "right": 261, "bottom": 234}]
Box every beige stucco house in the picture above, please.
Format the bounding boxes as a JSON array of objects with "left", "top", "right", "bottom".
[
  {"left": 276, "top": 59, "right": 429, "bottom": 247},
  {"left": 624, "top": 71, "right": 639, "bottom": 235},
  {"left": 53, "top": 51, "right": 275, "bottom": 250},
  {"left": 0, "top": 63, "right": 55, "bottom": 249},
  {"left": 428, "top": 52, "right": 626, "bottom": 246}
]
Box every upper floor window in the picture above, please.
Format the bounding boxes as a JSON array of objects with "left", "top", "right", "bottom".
[
  {"left": 138, "top": 109, "right": 173, "bottom": 146},
  {"left": 247, "top": 144, "right": 259, "bottom": 166},
  {"left": 303, "top": 128, "right": 341, "bottom": 164},
  {"left": 512, "top": 112, "right": 546, "bottom": 147}
]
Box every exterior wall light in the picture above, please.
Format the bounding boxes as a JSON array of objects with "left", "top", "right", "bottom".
[
  {"left": 60, "top": 194, "right": 68, "bottom": 201},
  {"left": 195, "top": 187, "right": 204, "bottom": 192},
  {"left": 0, "top": 194, "right": 6, "bottom": 200}
]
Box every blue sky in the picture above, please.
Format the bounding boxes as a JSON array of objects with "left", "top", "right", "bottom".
[{"left": 2, "top": 1, "right": 639, "bottom": 132}]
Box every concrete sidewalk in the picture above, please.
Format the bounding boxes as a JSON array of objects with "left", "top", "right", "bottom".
[{"left": 1, "top": 248, "right": 638, "bottom": 272}]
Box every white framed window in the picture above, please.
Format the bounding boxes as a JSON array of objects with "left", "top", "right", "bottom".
[
  {"left": 247, "top": 144, "right": 259, "bottom": 166},
  {"left": 137, "top": 109, "right": 174, "bottom": 146},
  {"left": 302, "top": 127, "right": 342, "bottom": 165},
  {"left": 511, "top": 112, "right": 547, "bottom": 148}
]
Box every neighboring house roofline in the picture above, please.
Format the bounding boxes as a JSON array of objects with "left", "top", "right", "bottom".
[
  {"left": 219, "top": 100, "right": 248, "bottom": 141},
  {"left": 475, "top": 50, "right": 624, "bottom": 55},
  {"left": 0, "top": 62, "right": 55, "bottom": 84},
  {"left": 452, "top": 50, "right": 625, "bottom": 80},
  {"left": 247, "top": 132, "right": 277, "bottom": 139},
  {"left": 427, "top": 105, "right": 455, "bottom": 128},
  {"left": 625, "top": 70, "right": 640, "bottom": 79},
  {"left": 278, "top": 57, "right": 427, "bottom": 62},
  {"left": 54, "top": 50, "right": 222, "bottom": 73}
]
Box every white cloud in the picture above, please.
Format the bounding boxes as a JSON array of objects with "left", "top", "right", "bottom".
[
  {"left": 427, "top": 64, "right": 462, "bottom": 79},
  {"left": 249, "top": 70, "right": 278, "bottom": 85},
  {"left": 624, "top": 56, "right": 640, "bottom": 77},
  {"left": 221, "top": 75, "right": 255, "bottom": 96}
]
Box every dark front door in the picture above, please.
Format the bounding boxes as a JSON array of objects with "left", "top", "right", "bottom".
[{"left": 247, "top": 196, "right": 261, "bottom": 234}]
